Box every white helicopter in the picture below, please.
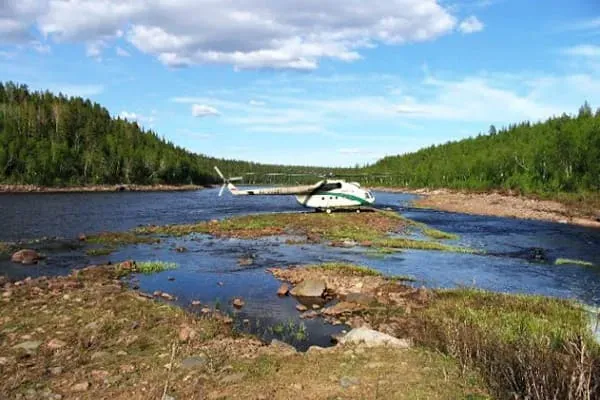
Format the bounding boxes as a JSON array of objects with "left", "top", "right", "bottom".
[{"left": 214, "top": 166, "right": 375, "bottom": 213}]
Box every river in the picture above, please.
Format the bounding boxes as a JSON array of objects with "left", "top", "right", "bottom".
[{"left": 1, "top": 188, "right": 599, "bottom": 348}]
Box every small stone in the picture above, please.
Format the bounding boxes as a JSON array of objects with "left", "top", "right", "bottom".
[
  {"left": 181, "top": 355, "right": 208, "bottom": 369},
  {"left": 222, "top": 316, "right": 233, "bottom": 324},
  {"left": 270, "top": 339, "right": 297, "bottom": 355},
  {"left": 91, "top": 369, "right": 109, "bottom": 381},
  {"left": 2, "top": 290, "right": 12, "bottom": 298},
  {"left": 120, "top": 364, "right": 135, "bottom": 373},
  {"left": 178, "top": 325, "right": 195, "bottom": 342},
  {"left": 48, "top": 366, "right": 63, "bottom": 375},
  {"left": 200, "top": 307, "right": 211, "bottom": 314},
  {"left": 0, "top": 356, "right": 12, "bottom": 366},
  {"left": 217, "top": 281, "right": 224, "bottom": 286},
  {"left": 243, "top": 319, "right": 250, "bottom": 325},
  {"left": 312, "top": 304, "right": 321, "bottom": 310},
  {"left": 161, "top": 292, "right": 175, "bottom": 301},
  {"left": 78, "top": 234, "right": 87, "bottom": 241},
  {"left": 117, "top": 350, "right": 128, "bottom": 356},
  {"left": 340, "top": 376, "right": 360, "bottom": 388},
  {"left": 71, "top": 382, "right": 90, "bottom": 392},
  {"left": 219, "top": 372, "right": 246, "bottom": 384},
  {"left": 276, "top": 284, "right": 290, "bottom": 296},
  {"left": 175, "top": 246, "right": 187, "bottom": 253},
  {"left": 232, "top": 298, "right": 245, "bottom": 308},
  {"left": 295, "top": 304, "right": 308, "bottom": 312},
  {"left": 191, "top": 300, "right": 201, "bottom": 306},
  {"left": 290, "top": 383, "right": 303, "bottom": 390},
  {"left": 167, "top": 276, "right": 175, "bottom": 281},
  {"left": 90, "top": 351, "right": 109, "bottom": 360},
  {"left": 13, "top": 340, "right": 42, "bottom": 354},
  {"left": 163, "top": 395, "right": 176, "bottom": 400},
  {"left": 300, "top": 310, "right": 319, "bottom": 319},
  {"left": 153, "top": 290, "right": 162, "bottom": 297},
  {"left": 46, "top": 338, "right": 67, "bottom": 350}
]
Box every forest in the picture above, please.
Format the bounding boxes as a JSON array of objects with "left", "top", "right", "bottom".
[
  {"left": 364, "top": 103, "right": 600, "bottom": 196},
  {"left": 1, "top": 82, "right": 599, "bottom": 198},
  {"left": 0, "top": 82, "right": 332, "bottom": 186}
]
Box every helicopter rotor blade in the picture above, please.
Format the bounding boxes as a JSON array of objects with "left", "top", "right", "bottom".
[
  {"left": 219, "top": 184, "right": 226, "bottom": 197},
  {"left": 214, "top": 166, "right": 226, "bottom": 181}
]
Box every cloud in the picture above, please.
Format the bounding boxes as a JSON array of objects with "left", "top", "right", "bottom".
[
  {"left": 458, "top": 16, "right": 484, "bottom": 34},
  {"left": 116, "top": 46, "right": 130, "bottom": 57},
  {"left": 48, "top": 83, "right": 104, "bottom": 97},
  {"left": 191, "top": 104, "right": 219, "bottom": 117},
  {"left": 119, "top": 110, "right": 156, "bottom": 126},
  {"left": 562, "top": 44, "right": 600, "bottom": 58},
  {"left": 249, "top": 100, "right": 265, "bottom": 106},
  {"left": 2, "top": 0, "right": 459, "bottom": 70},
  {"left": 31, "top": 40, "right": 51, "bottom": 53},
  {"left": 120, "top": 111, "right": 139, "bottom": 120}
]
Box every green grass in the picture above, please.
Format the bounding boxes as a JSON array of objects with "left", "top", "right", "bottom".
[
  {"left": 87, "top": 231, "right": 159, "bottom": 246},
  {"left": 555, "top": 258, "right": 595, "bottom": 267},
  {"left": 0, "top": 242, "right": 13, "bottom": 255},
  {"left": 85, "top": 246, "right": 116, "bottom": 256},
  {"left": 135, "top": 261, "right": 178, "bottom": 274},
  {"left": 309, "top": 262, "right": 383, "bottom": 277},
  {"left": 269, "top": 319, "right": 308, "bottom": 342},
  {"left": 376, "top": 237, "right": 478, "bottom": 253}
]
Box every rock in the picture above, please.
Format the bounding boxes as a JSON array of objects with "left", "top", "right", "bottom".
[
  {"left": 181, "top": 355, "right": 208, "bottom": 369},
  {"left": 163, "top": 395, "right": 176, "bottom": 400},
  {"left": 270, "top": 339, "right": 297, "bottom": 355},
  {"left": 276, "top": 283, "right": 289, "bottom": 296},
  {"left": 153, "top": 290, "right": 162, "bottom": 297},
  {"left": 238, "top": 257, "right": 253, "bottom": 266},
  {"left": 232, "top": 298, "right": 245, "bottom": 308},
  {"left": 222, "top": 316, "right": 233, "bottom": 324},
  {"left": 295, "top": 304, "right": 308, "bottom": 312},
  {"left": 119, "top": 260, "right": 135, "bottom": 270},
  {"left": 13, "top": 340, "right": 42, "bottom": 354},
  {"left": 178, "top": 325, "right": 196, "bottom": 342},
  {"left": 48, "top": 366, "right": 63, "bottom": 375},
  {"left": 78, "top": 233, "right": 87, "bottom": 241},
  {"left": 46, "top": 338, "right": 67, "bottom": 350},
  {"left": 290, "top": 279, "right": 326, "bottom": 298},
  {"left": 312, "top": 304, "right": 321, "bottom": 309},
  {"left": 219, "top": 372, "right": 246, "bottom": 384},
  {"left": 322, "top": 302, "right": 365, "bottom": 316},
  {"left": 91, "top": 369, "right": 109, "bottom": 381},
  {"left": 0, "top": 356, "right": 13, "bottom": 366},
  {"left": 161, "top": 292, "right": 175, "bottom": 301},
  {"left": 217, "top": 281, "right": 224, "bottom": 286},
  {"left": 90, "top": 351, "right": 110, "bottom": 360},
  {"left": 168, "top": 276, "right": 175, "bottom": 281},
  {"left": 290, "top": 383, "right": 303, "bottom": 390},
  {"left": 11, "top": 249, "right": 41, "bottom": 265},
  {"left": 345, "top": 292, "right": 377, "bottom": 305},
  {"left": 175, "top": 246, "right": 187, "bottom": 253},
  {"left": 71, "top": 382, "right": 90, "bottom": 392},
  {"left": 120, "top": 364, "right": 135, "bottom": 373},
  {"left": 300, "top": 310, "right": 319, "bottom": 319},
  {"left": 340, "top": 376, "right": 360, "bottom": 388},
  {"left": 338, "top": 327, "right": 411, "bottom": 349},
  {"left": 191, "top": 300, "right": 201, "bottom": 306},
  {"left": 200, "top": 307, "right": 211, "bottom": 314}
]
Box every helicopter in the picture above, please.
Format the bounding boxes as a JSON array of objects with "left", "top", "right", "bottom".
[{"left": 214, "top": 166, "right": 375, "bottom": 213}]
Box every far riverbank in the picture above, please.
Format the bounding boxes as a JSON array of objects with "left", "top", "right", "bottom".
[
  {"left": 372, "top": 187, "right": 600, "bottom": 229},
  {"left": 0, "top": 184, "right": 209, "bottom": 193}
]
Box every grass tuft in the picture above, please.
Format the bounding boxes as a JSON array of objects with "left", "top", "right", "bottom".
[
  {"left": 85, "top": 246, "right": 116, "bottom": 256},
  {"left": 555, "top": 258, "right": 595, "bottom": 267},
  {"left": 136, "top": 261, "right": 178, "bottom": 274},
  {"left": 309, "top": 262, "right": 383, "bottom": 277}
]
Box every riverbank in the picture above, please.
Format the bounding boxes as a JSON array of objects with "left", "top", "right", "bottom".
[
  {"left": 374, "top": 187, "right": 600, "bottom": 228},
  {"left": 0, "top": 262, "right": 488, "bottom": 399},
  {"left": 0, "top": 184, "right": 207, "bottom": 193}
]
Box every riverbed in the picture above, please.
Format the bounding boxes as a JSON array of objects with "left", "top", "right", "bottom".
[{"left": 2, "top": 188, "right": 600, "bottom": 348}]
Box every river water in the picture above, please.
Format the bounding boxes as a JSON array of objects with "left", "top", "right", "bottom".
[{"left": 1, "top": 188, "right": 600, "bottom": 348}]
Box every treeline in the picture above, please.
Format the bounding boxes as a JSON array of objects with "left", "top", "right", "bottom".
[
  {"left": 365, "top": 103, "right": 600, "bottom": 195},
  {"left": 0, "top": 82, "right": 332, "bottom": 186}
]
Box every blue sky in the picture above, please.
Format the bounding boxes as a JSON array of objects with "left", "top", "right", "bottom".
[{"left": 1, "top": 0, "right": 599, "bottom": 166}]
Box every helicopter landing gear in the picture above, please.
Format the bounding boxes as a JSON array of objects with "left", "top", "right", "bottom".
[
  {"left": 356, "top": 208, "right": 361, "bottom": 214},
  {"left": 326, "top": 208, "right": 332, "bottom": 214}
]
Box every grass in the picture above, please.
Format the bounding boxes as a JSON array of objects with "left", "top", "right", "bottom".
[
  {"left": 269, "top": 319, "right": 308, "bottom": 342},
  {"left": 0, "top": 241, "right": 13, "bottom": 255},
  {"left": 555, "top": 258, "right": 595, "bottom": 267},
  {"left": 87, "top": 231, "right": 160, "bottom": 246},
  {"left": 135, "top": 261, "right": 178, "bottom": 274},
  {"left": 85, "top": 246, "right": 116, "bottom": 256},
  {"left": 376, "top": 237, "right": 479, "bottom": 253},
  {"left": 310, "top": 262, "right": 383, "bottom": 277}
]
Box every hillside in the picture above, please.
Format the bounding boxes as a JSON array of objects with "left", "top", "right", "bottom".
[
  {"left": 0, "top": 82, "right": 336, "bottom": 187},
  {"left": 365, "top": 104, "right": 600, "bottom": 197}
]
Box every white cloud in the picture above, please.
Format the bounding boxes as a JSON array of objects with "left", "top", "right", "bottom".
[
  {"left": 85, "top": 40, "right": 106, "bottom": 59},
  {"left": 49, "top": 83, "right": 104, "bottom": 97},
  {"left": 31, "top": 40, "right": 51, "bottom": 53},
  {"left": 116, "top": 46, "right": 130, "bottom": 57},
  {"left": 458, "top": 16, "right": 484, "bottom": 34},
  {"left": 249, "top": 100, "right": 265, "bottom": 106},
  {"left": 2, "top": 0, "right": 459, "bottom": 70},
  {"left": 562, "top": 44, "right": 600, "bottom": 58},
  {"left": 119, "top": 110, "right": 156, "bottom": 126},
  {"left": 191, "top": 104, "right": 219, "bottom": 117},
  {"left": 120, "top": 111, "right": 139, "bottom": 120}
]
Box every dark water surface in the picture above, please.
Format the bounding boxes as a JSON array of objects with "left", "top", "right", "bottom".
[{"left": 2, "top": 188, "right": 600, "bottom": 348}]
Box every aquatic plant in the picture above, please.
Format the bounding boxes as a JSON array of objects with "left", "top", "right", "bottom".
[
  {"left": 135, "top": 261, "right": 178, "bottom": 274},
  {"left": 87, "top": 231, "right": 159, "bottom": 246},
  {"left": 269, "top": 319, "right": 309, "bottom": 342},
  {"left": 555, "top": 258, "right": 595, "bottom": 267},
  {"left": 376, "top": 237, "right": 478, "bottom": 253}
]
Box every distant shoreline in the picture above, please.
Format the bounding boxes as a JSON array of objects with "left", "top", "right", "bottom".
[
  {"left": 0, "top": 184, "right": 209, "bottom": 194},
  {"left": 372, "top": 187, "right": 600, "bottom": 229}
]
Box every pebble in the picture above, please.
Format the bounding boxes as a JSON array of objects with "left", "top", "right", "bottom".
[
  {"left": 296, "top": 304, "right": 308, "bottom": 312},
  {"left": 340, "top": 376, "right": 360, "bottom": 388},
  {"left": 46, "top": 338, "right": 67, "bottom": 350},
  {"left": 191, "top": 300, "right": 201, "bottom": 306},
  {"left": 71, "top": 382, "right": 90, "bottom": 392},
  {"left": 232, "top": 298, "right": 245, "bottom": 308},
  {"left": 48, "top": 366, "right": 63, "bottom": 375},
  {"left": 181, "top": 355, "right": 208, "bottom": 369}
]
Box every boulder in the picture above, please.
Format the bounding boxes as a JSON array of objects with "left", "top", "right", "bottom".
[
  {"left": 338, "top": 327, "right": 410, "bottom": 349},
  {"left": 295, "top": 304, "right": 308, "bottom": 312},
  {"left": 345, "top": 292, "right": 377, "bottom": 305},
  {"left": 232, "top": 298, "right": 245, "bottom": 308},
  {"left": 269, "top": 339, "right": 297, "bottom": 355},
  {"left": 11, "top": 249, "right": 41, "bottom": 265},
  {"left": 290, "top": 279, "right": 326, "bottom": 298}
]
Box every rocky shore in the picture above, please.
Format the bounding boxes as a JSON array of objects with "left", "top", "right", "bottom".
[
  {"left": 0, "top": 184, "right": 207, "bottom": 193},
  {"left": 374, "top": 187, "right": 600, "bottom": 228}
]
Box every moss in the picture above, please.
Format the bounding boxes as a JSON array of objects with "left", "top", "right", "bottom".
[
  {"left": 555, "top": 258, "right": 595, "bottom": 267},
  {"left": 0, "top": 241, "right": 14, "bottom": 255},
  {"left": 376, "top": 237, "right": 478, "bottom": 253},
  {"left": 135, "top": 261, "right": 178, "bottom": 273}
]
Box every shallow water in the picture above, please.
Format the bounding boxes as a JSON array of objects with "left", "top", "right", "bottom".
[{"left": 2, "top": 188, "right": 600, "bottom": 348}]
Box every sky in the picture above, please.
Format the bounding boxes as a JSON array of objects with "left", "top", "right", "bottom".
[{"left": 1, "top": 0, "right": 599, "bottom": 167}]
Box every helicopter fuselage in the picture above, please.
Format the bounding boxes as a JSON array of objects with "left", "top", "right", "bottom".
[{"left": 295, "top": 180, "right": 375, "bottom": 210}]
